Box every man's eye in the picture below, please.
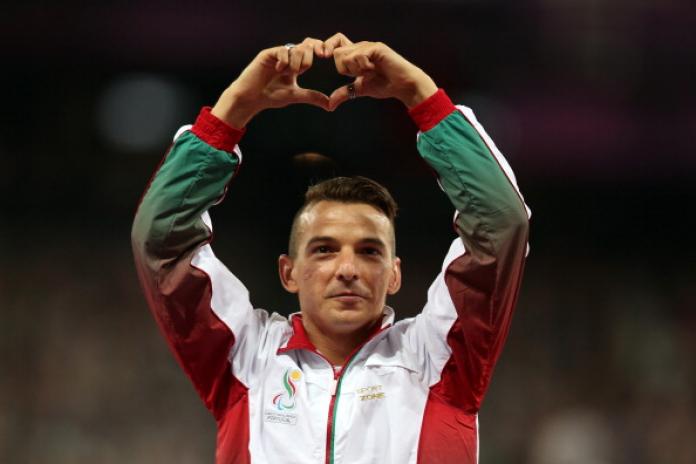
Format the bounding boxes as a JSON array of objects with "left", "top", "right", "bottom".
[
  {"left": 316, "top": 246, "right": 332, "bottom": 253},
  {"left": 361, "top": 247, "right": 381, "bottom": 256}
]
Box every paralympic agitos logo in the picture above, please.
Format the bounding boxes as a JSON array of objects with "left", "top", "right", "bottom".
[{"left": 272, "top": 369, "right": 302, "bottom": 411}]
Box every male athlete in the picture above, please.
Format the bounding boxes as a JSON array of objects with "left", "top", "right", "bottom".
[{"left": 132, "top": 33, "right": 530, "bottom": 463}]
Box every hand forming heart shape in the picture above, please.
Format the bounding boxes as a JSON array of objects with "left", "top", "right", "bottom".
[{"left": 210, "top": 33, "right": 438, "bottom": 129}]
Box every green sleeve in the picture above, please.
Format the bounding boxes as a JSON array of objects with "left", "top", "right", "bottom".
[
  {"left": 417, "top": 109, "right": 529, "bottom": 259},
  {"left": 131, "top": 130, "right": 239, "bottom": 275}
]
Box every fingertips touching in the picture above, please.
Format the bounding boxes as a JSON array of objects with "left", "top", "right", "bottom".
[
  {"left": 302, "top": 37, "right": 326, "bottom": 59},
  {"left": 314, "top": 42, "right": 325, "bottom": 58},
  {"left": 324, "top": 42, "right": 334, "bottom": 57},
  {"left": 328, "top": 86, "right": 348, "bottom": 111},
  {"left": 324, "top": 33, "right": 352, "bottom": 56}
]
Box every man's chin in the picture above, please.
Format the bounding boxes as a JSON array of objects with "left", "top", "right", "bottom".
[{"left": 325, "top": 306, "right": 380, "bottom": 331}]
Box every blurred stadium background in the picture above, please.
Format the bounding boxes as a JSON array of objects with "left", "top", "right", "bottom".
[{"left": 1, "top": 1, "right": 695, "bottom": 462}]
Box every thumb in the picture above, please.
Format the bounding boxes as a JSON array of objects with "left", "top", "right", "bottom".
[
  {"left": 328, "top": 76, "right": 365, "bottom": 111},
  {"left": 290, "top": 87, "right": 330, "bottom": 110}
]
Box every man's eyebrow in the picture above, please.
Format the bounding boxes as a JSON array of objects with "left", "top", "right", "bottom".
[
  {"left": 359, "top": 238, "right": 387, "bottom": 248},
  {"left": 304, "top": 236, "right": 387, "bottom": 248},
  {"left": 305, "top": 236, "right": 337, "bottom": 247}
]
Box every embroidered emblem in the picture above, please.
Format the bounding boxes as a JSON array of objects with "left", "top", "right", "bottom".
[
  {"left": 272, "top": 369, "right": 302, "bottom": 411},
  {"left": 356, "top": 384, "right": 385, "bottom": 401}
]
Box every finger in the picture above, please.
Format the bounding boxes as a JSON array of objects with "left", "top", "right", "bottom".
[
  {"left": 299, "top": 46, "right": 314, "bottom": 74},
  {"left": 275, "top": 46, "right": 290, "bottom": 72},
  {"left": 356, "top": 54, "right": 375, "bottom": 72},
  {"left": 334, "top": 32, "right": 354, "bottom": 46},
  {"left": 302, "top": 37, "right": 327, "bottom": 58},
  {"left": 343, "top": 53, "right": 374, "bottom": 76},
  {"left": 289, "top": 46, "right": 305, "bottom": 74},
  {"left": 324, "top": 32, "right": 354, "bottom": 56},
  {"left": 334, "top": 51, "right": 350, "bottom": 76},
  {"left": 344, "top": 58, "right": 360, "bottom": 77},
  {"left": 328, "top": 78, "right": 363, "bottom": 111},
  {"left": 354, "top": 73, "right": 374, "bottom": 97},
  {"left": 314, "top": 41, "right": 325, "bottom": 58},
  {"left": 333, "top": 48, "right": 355, "bottom": 76},
  {"left": 291, "top": 88, "right": 330, "bottom": 110}
]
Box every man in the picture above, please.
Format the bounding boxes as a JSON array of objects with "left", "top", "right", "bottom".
[{"left": 132, "top": 32, "right": 530, "bottom": 464}]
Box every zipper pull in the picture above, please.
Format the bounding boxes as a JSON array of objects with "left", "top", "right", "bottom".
[{"left": 330, "top": 378, "right": 338, "bottom": 396}]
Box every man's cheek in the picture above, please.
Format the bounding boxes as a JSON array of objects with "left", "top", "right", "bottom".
[
  {"left": 370, "top": 266, "right": 387, "bottom": 283},
  {"left": 302, "top": 267, "right": 316, "bottom": 281},
  {"left": 302, "top": 263, "right": 329, "bottom": 287}
]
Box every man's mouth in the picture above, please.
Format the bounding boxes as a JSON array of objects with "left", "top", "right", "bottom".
[{"left": 328, "top": 291, "right": 367, "bottom": 303}]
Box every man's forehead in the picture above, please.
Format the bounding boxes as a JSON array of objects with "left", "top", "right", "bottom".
[{"left": 298, "top": 201, "right": 392, "bottom": 230}]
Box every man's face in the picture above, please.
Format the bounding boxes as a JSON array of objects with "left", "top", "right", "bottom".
[{"left": 279, "top": 201, "right": 401, "bottom": 338}]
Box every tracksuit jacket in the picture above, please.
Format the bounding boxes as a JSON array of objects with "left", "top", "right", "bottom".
[{"left": 131, "top": 89, "right": 531, "bottom": 463}]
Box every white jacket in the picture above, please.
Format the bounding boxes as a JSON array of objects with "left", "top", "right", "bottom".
[{"left": 131, "top": 90, "right": 530, "bottom": 463}]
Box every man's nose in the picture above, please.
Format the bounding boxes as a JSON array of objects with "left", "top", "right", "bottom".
[{"left": 335, "top": 250, "right": 359, "bottom": 281}]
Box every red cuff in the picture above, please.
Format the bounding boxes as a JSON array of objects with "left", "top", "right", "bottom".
[
  {"left": 190, "top": 106, "right": 246, "bottom": 153},
  {"left": 408, "top": 89, "right": 456, "bottom": 132}
]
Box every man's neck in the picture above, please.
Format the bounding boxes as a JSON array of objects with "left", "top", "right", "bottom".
[{"left": 303, "top": 319, "right": 379, "bottom": 367}]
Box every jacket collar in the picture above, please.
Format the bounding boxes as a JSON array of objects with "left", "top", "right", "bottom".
[{"left": 277, "top": 306, "right": 395, "bottom": 355}]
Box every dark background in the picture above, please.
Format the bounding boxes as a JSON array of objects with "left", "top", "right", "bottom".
[{"left": 2, "top": 1, "right": 695, "bottom": 462}]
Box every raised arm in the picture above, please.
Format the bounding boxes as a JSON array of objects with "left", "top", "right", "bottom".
[
  {"left": 411, "top": 90, "right": 530, "bottom": 414},
  {"left": 330, "top": 40, "right": 530, "bottom": 414},
  {"left": 131, "top": 39, "right": 330, "bottom": 418}
]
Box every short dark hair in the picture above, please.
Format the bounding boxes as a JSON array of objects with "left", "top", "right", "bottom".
[{"left": 288, "top": 176, "right": 398, "bottom": 258}]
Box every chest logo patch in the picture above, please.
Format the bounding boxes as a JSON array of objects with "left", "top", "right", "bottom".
[
  {"left": 272, "top": 369, "right": 302, "bottom": 411},
  {"left": 357, "top": 384, "right": 385, "bottom": 401}
]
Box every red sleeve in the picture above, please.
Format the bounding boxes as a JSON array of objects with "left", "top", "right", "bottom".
[
  {"left": 408, "top": 89, "right": 457, "bottom": 132},
  {"left": 191, "top": 106, "right": 246, "bottom": 152}
]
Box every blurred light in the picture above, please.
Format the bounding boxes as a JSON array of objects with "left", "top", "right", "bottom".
[
  {"left": 530, "top": 409, "right": 614, "bottom": 464},
  {"left": 292, "top": 152, "right": 334, "bottom": 166},
  {"left": 97, "top": 74, "right": 192, "bottom": 153},
  {"left": 291, "top": 152, "right": 337, "bottom": 181}
]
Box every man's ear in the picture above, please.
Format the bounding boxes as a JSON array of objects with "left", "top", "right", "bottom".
[
  {"left": 278, "top": 254, "right": 299, "bottom": 293},
  {"left": 387, "top": 256, "right": 402, "bottom": 295}
]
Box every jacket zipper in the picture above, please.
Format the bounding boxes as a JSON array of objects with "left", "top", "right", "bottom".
[
  {"left": 325, "top": 346, "right": 367, "bottom": 464},
  {"left": 325, "top": 369, "right": 340, "bottom": 464},
  {"left": 317, "top": 325, "right": 388, "bottom": 464},
  {"left": 325, "top": 360, "right": 355, "bottom": 464}
]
